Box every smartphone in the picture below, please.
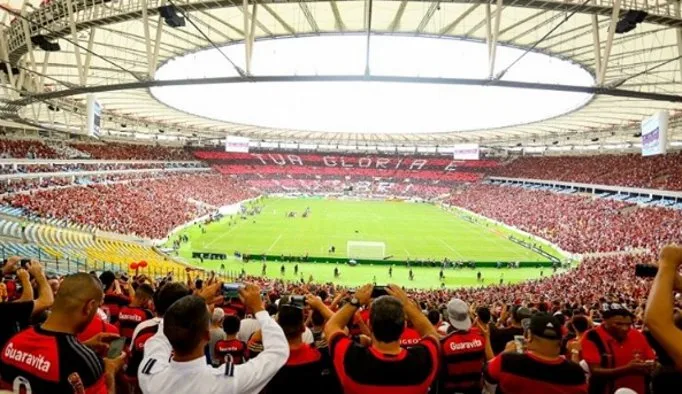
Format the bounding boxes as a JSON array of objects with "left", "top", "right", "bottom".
[
  {"left": 107, "top": 337, "right": 126, "bottom": 359},
  {"left": 634, "top": 264, "right": 658, "bottom": 278},
  {"left": 19, "top": 259, "right": 31, "bottom": 269},
  {"left": 289, "top": 295, "right": 306, "bottom": 308},
  {"left": 371, "top": 286, "right": 388, "bottom": 298},
  {"left": 513, "top": 335, "right": 526, "bottom": 354},
  {"left": 222, "top": 283, "right": 242, "bottom": 298}
]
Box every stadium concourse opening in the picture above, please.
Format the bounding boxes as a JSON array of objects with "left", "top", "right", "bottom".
[{"left": 152, "top": 35, "right": 594, "bottom": 134}]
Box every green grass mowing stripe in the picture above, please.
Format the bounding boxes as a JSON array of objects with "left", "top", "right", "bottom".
[{"left": 168, "top": 198, "right": 562, "bottom": 289}]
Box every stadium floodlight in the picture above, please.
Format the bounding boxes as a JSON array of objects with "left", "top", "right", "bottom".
[{"left": 347, "top": 241, "right": 386, "bottom": 260}]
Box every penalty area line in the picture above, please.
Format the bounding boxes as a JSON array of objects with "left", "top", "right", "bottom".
[{"left": 267, "top": 234, "right": 283, "bottom": 252}]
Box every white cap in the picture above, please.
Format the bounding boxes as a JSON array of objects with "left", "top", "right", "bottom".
[{"left": 212, "top": 308, "right": 225, "bottom": 323}]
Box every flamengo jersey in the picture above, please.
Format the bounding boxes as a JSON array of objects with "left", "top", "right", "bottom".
[
  {"left": 0, "top": 326, "right": 106, "bottom": 394},
  {"left": 330, "top": 333, "right": 440, "bottom": 394},
  {"left": 125, "top": 322, "right": 160, "bottom": 377},
  {"left": 117, "top": 306, "right": 153, "bottom": 344},
  {"left": 214, "top": 339, "right": 246, "bottom": 365},
  {"left": 439, "top": 329, "right": 486, "bottom": 393},
  {"left": 484, "top": 351, "right": 587, "bottom": 394}
]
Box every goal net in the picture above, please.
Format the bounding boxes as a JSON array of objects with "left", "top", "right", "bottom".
[{"left": 347, "top": 241, "right": 386, "bottom": 260}]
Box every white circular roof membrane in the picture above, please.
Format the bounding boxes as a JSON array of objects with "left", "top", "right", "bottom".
[{"left": 152, "top": 35, "right": 594, "bottom": 134}]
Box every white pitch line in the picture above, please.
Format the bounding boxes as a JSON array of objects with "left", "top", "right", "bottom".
[
  {"left": 203, "top": 221, "right": 244, "bottom": 248},
  {"left": 436, "top": 237, "right": 465, "bottom": 259},
  {"left": 267, "top": 234, "right": 283, "bottom": 252}
]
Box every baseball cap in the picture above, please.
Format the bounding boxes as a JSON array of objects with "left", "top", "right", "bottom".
[
  {"left": 529, "top": 312, "right": 563, "bottom": 340},
  {"left": 513, "top": 306, "right": 532, "bottom": 322},
  {"left": 447, "top": 298, "right": 471, "bottom": 331},
  {"left": 602, "top": 302, "right": 634, "bottom": 319}
]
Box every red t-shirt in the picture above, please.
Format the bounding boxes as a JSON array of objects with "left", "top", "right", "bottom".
[
  {"left": 117, "top": 306, "right": 153, "bottom": 343},
  {"left": 330, "top": 332, "right": 439, "bottom": 394},
  {"left": 214, "top": 338, "right": 247, "bottom": 365},
  {"left": 399, "top": 327, "right": 421, "bottom": 347},
  {"left": 581, "top": 325, "right": 655, "bottom": 394},
  {"left": 77, "top": 315, "right": 119, "bottom": 343}
]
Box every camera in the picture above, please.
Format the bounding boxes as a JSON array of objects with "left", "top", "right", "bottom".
[
  {"left": 289, "top": 295, "right": 306, "bottom": 308},
  {"left": 634, "top": 264, "right": 658, "bottom": 278},
  {"left": 371, "top": 286, "right": 389, "bottom": 298}
]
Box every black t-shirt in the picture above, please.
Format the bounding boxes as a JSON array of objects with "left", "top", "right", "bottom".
[
  {"left": 491, "top": 326, "right": 524, "bottom": 355},
  {"left": 0, "top": 301, "right": 33, "bottom": 350}
]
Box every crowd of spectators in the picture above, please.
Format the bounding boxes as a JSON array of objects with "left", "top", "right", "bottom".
[
  {"left": 0, "top": 247, "right": 680, "bottom": 394},
  {"left": 246, "top": 178, "right": 451, "bottom": 199},
  {"left": 0, "top": 138, "right": 195, "bottom": 161},
  {"left": 491, "top": 152, "right": 682, "bottom": 191},
  {"left": 0, "top": 139, "right": 58, "bottom": 159},
  {"left": 0, "top": 162, "right": 205, "bottom": 175},
  {"left": 449, "top": 184, "right": 682, "bottom": 253},
  {"left": 70, "top": 142, "right": 194, "bottom": 161},
  {"left": 4, "top": 174, "right": 256, "bottom": 238},
  {"left": 0, "top": 169, "right": 211, "bottom": 196}
]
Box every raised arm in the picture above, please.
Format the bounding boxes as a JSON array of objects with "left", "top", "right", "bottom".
[
  {"left": 325, "top": 284, "right": 373, "bottom": 340},
  {"left": 644, "top": 245, "right": 682, "bottom": 369},
  {"left": 475, "top": 319, "right": 495, "bottom": 361},
  {"left": 306, "top": 294, "right": 334, "bottom": 321},
  {"left": 233, "top": 284, "right": 289, "bottom": 393},
  {"left": 15, "top": 268, "right": 33, "bottom": 302},
  {"left": 28, "top": 261, "right": 54, "bottom": 316},
  {"left": 386, "top": 284, "right": 438, "bottom": 340}
]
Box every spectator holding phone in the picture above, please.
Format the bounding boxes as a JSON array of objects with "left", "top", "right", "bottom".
[
  {"left": 0, "top": 257, "right": 54, "bottom": 350},
  {"left": 264, "top": 295, "right": 337, "bottom": 394},
  {"left": 483, "top": 313, "right": 587, "bottom": 394},
  {"left": 138, "top": 283, "right": 289, "bottom": 394},
  {"left": 581, "top": 303, "right": 655, "bottom": 394},
  {"left": 325, "top": 283, "right": 440, "bottom": 394},
  {"left": 0, "top": 273, "right": 124, "bottom": 393}
]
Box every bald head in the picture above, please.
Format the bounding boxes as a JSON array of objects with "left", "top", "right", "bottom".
[{"left": 53, "top": 273, "right": 103, "bottom": 312}]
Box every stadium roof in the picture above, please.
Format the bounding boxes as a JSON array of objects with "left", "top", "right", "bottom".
[{"left": 1, "top": 0, "right": 682, "bottom": 147}]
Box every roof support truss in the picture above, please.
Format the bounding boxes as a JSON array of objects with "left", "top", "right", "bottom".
[
  {"left": 598, "top": 0, "right": 621, "bottom": 85},
  {"left": 417, "top": 2, "right": 440, "bottom": 33},
  {"left": 438, "top": 3, "right": 479, "bottom": 36},
  {"left": 486, "top": 0, "right": 503, "bottom": 79},
  {"left": 675, "top": 1, "right": 682, "bottom": 84},
  {"left": 388, "top": 0, "right": 407, "bottom": 32},
  {"left": 299, "top": 2, "right": 320, "bottom": 33},
  {"left": 329, "top": 0, "right": 346, "bottom": 31},
  {"left": 65, "top": 0, "right": 86, "bottom": 86}
]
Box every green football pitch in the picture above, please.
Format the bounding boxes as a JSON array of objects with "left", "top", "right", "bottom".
[{"left": 170, "top": 197, "right": 566, "bottom": 289}]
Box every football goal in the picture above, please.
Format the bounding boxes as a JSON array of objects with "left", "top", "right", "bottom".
[{"left": 347, "top": 241, "right": 386, "bottom": 260}]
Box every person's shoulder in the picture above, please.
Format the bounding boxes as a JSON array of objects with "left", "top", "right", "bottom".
[{"left": 60, "top": 334, "right": 105, "bottom": 383}]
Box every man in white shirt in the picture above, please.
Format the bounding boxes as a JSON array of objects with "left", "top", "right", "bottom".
[{"left": 138, "top": 284, "right": 289, "bottom": 394}]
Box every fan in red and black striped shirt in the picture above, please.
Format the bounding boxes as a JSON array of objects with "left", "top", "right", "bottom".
[
  {"left": 214, "top": 315, "right": 247, "bottom": 366},
  {"left": 439, "top": 299, "right": 491, "bottom": 394},
  {"left": 326, "top": 284, "right": 440, "bottom": 394},
  {"left": 0, "top": 273, "right": 125, "bottom": 394},
  {"left": 117, "top": 284, "right": 154, "bottom": 345},
  {"left": 483, "top": 312, "right": 587, "bottom": 394}
]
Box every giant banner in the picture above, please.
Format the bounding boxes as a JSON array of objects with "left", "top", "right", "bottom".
[
  {"left": 452, "top": 144, "right": 480, "bottom": 161},
  {"left": 225, "top": 136, "right": 250, "bottom": 153},
  {"left": 86, "top": 94, "right": 102, "bottom": 138},
  {"left": 641, "top": 111, "right": 668, "bottom": 157}
]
